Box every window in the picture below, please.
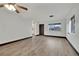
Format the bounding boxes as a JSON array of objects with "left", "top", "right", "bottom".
[
  {"left": 69, "top": 20, "right": 71, "bottom": 33},
  {"left": 49, "top": 23, "right": 61, "bottom": 31},
  {"left": 69, "top": 15, "right": 75, "bottom": 33}
]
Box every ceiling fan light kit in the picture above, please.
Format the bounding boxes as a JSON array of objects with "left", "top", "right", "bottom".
[
  {"left": 0, "top": 3, "right": 28, "bottom": 13},
  {"left": 4, "top": 4, "right": 16, "bottom": 11}
]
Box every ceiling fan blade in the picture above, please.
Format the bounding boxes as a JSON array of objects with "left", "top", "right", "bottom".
[
  {"left": 15, "top": 9, "right": 20, "bottom": 13},
  {"left": 17, "top": 5, "right": 28, "bottom": 11},
  {"left": 14, "top": 5, "right": 20, "bottom": 13},
  {"left": 0, "top": 4, "right": 4, "bottom": 7}
]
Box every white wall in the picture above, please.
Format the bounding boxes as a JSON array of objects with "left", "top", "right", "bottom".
[
  {"left": 32, "top": 20, "right": 39, "bottom": 35},
  {"left": 0, "top": 8, "right": 32, "bottom": 44},
  {"left": 66, "top": 4, "right": 79, "bottom": 53},
  {"left": 35, "top": 21, "right": 39, "bottom": 35}
]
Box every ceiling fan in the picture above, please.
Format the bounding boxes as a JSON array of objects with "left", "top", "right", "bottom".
[{"left": 0, "top": 3, "right": 28, "bottom": 13}]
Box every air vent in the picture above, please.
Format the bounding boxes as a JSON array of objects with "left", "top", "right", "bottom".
[{"left": 49, "top": 15, "right": 54, "bottom": 17}]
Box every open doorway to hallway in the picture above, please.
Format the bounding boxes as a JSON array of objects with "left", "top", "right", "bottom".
[{"left": 39, "top": 24, "right": 44, "bottom": 35}]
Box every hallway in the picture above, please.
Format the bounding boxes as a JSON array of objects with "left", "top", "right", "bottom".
[{"left": 0, "top": 36, "right": 77, "bottom": 56}]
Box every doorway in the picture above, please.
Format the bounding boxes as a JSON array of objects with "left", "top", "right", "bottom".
[{"left": 39, "top": 24, "right": 44, "bottom": 35}]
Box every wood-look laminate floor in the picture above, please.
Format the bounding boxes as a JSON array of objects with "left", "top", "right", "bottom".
[{"left": 0, "top": 36, "right": 78, "bottom": 56}]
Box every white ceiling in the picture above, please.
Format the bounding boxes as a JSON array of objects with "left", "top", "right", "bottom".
[
  {"left": 0, "top": 3, "right": 77, "bottom": 21},
  {"left": 20, "top": 3, "right": 76, "bottom": 21}
]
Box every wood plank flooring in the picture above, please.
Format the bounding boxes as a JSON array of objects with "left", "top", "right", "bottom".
[{"left": 0, "top": 36, "right": 78, "bottom": 56}]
